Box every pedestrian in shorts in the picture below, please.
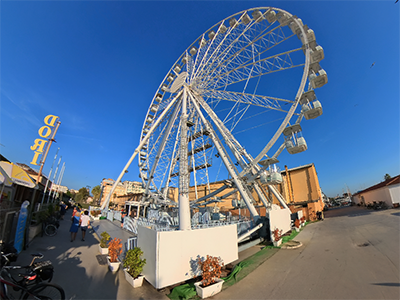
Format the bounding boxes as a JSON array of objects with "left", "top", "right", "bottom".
[{"left": 80, "top": 210, "right": 91, "bottom": 241}]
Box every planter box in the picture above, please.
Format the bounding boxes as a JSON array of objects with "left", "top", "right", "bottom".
[
  {"left": 194, "top": 278, "right": 224, "bottom": 299},
  {"left": 91, "top": 216, "right": 100, "bottom": 221},
  {"left": 28, "top": 224, "right": 42, "bottom": 243},
  {"left": 99, "top": 244, "right": 109, "bottom": 255},
  {"left": 124, "top": 269, "right": 144, "bottom": 288},
  {"left": 107, "top": 257, "right": 120, "bottom": 273},
  {"left": 273, "top": 239, "right": 282, "bottom": 247},
  {"left": 295, "top": 227, "right": 300, "bottom": 232}
]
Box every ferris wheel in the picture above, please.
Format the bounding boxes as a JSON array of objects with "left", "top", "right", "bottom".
[{"left": 137, "top": 7, "right": 327, "bottom": 220}]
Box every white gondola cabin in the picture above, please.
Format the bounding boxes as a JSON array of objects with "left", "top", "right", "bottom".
[
  {"left": 309, "top": 69, "right": 328, "bottom": 89},
  {"left": 300, "top": 90, "right": 323, "bottom": 120},
  {"left": 264, "top": 10, "right": 277, "bottom": 24},
  {"left": 283, "top": 124, "right": 308, "bottom": 154},
  {"left": 208, "top": 30, "right": 216, "bottom": 40},
  {"left": 241, "top": 13, "right": 251, "bottom": 25},
  {"left": 251, "top": 10, "right": 263, "bottom": 22},
  {"left": 276, "top": 11, "right": 290, "bottom": 26},
  {"left": 260, "top": 164, "right": 283, "bottom": 185}
]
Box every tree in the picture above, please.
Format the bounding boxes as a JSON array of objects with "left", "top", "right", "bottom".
[
  {"left": 66, "top": 190, "right": 75, "bottom": 199},
  {"left": 384, "top": 174, "right": 391, "bottom": 181},
  {"left": 92, "top": 185, "right": 101, "bottom": 202},
  {"left": 75, "top": 187, "right": 89, "bottom": 204}
]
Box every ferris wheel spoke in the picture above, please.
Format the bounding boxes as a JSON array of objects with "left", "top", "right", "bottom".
[
  {"left": 194, "top": 18, "right": 295, "bottom": 85},
  {"left": 190, "top": 93, "right": 259, "bottom": 216},
  {"left": 201, "top": 48, "right": 303, "bottom": 90},
  {"left": 202, "top": 90, "right": 296, "bottom": 114},
  {"left": 191, "top": 91, "right": 254, "bottom": 168},
  {"left": 144, "top": 100, "right": 182, "bottom": 195},
  {"left": 196, "top": 25, "right": 293, "bottom": 84}
]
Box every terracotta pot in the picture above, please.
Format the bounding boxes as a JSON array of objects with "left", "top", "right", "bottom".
[
  {"left": 194, "top": 278, "right": 224, "bottom": 299},
  {"left": 124, "top": 269, "right": 144, "bottom": 288}
]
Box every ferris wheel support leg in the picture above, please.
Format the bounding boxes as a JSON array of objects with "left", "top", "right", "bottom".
[
  {"left": 189, "top": 91, "right": 260, "bottom": 222},
  {"left": 268, "top": 185, "right": 289, "bottom": 210},
  {"left": 253, "top": 183, "right": 270, "bottom": 209}
]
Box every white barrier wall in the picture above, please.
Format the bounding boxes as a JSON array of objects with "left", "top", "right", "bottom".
[
  {"left": 138, "top": 224, "right": 238, "bottom": 289},
  {"left": 389, "top": 184, "right": 400, "bottom": 204},
  {"left": 267, "top": 205, "right": 291, "bottom": 240}
]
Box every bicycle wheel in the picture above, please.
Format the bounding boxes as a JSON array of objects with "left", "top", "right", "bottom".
[
  {"left": 23, "top": 283, "right": 65, "bottom": 300},
  {"left": 44, "top": 225, "right": 57, "bottom": 237}
]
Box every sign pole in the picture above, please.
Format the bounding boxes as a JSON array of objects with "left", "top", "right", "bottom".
[{"left": 36, "top": 120, "right": 61, "bottom": 184}]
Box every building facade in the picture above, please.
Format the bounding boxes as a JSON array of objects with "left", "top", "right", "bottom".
[
  {"left": 352, "top": 175, "right": 400, "bottom": 208},
  {"left": 99, "top": 178, "right": 145, "bottom": 207},
  {"left": 169, "top": 163, "right": 325, "bottom": 221}
]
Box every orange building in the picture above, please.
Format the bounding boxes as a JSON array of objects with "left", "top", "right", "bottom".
[{"left": 183, "top": 163, "right": 324, "bottom": 221}]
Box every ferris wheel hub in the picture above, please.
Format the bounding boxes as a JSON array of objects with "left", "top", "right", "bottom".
[{"left": 170, "top": 71, "right": 188, "bottom": 93}]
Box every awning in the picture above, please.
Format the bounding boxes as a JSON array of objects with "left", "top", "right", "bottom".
[{"left": 0, "top": 161, "right": 36, "bottom": 188}]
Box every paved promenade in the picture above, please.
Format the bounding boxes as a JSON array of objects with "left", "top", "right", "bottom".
[
  {"left": 16, "top": 206, "right": 399, "bottom": 300},
  {"left": 17, "top": 209, "right": 169, "bottom": 300},
  {"left": 214, "top": 206, "right": 400, "bottom": 300}
]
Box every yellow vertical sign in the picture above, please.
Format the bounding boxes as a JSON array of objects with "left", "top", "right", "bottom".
[{"left": 30, "top": 115, "right": 60, "bottom": 165}]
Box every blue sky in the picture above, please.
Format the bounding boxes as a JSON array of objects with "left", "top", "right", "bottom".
[{"left": 1, "top": 0, "right": 399, "bottom": 197}]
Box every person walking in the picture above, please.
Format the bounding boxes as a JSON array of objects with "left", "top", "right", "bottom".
[
  {"left": 70, "top": 211, "right": 81, "bottom": 242},
  {"left": 60, "top": 202, "right": 68, "bottom": 220},
  {"left": 80, "top": 210, "right": 91, "bottom": 241},
  {"left": 72, "top": 206, "right": 78, "bottom": 217}
]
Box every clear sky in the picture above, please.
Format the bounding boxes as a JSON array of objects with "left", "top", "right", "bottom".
[{"left": 1, "top": 0, "right": 399, "bottom": 198}]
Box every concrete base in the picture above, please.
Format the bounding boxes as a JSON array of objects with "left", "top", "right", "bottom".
[
  {"left": 138, "top": 224, "right": 238, "bottom": 289},
  {"left": 28, "top": 224, "right": 42, "bottom": 243}
]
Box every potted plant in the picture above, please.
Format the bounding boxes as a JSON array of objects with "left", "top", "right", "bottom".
[
  {"left": 91, "top": 210, "right": 101, "bottom": 220},
  {"left": 123, "top": 247, "right": 147, "bottom": 288},
  {"left": 300, "top": 216, "right": 306, "bottom": 227},
  {"left": 272, "top": 227, "right": 283, "bottom": 247},
  {"left": 107, "top": 237, "right": 122, "bottom": 273},
  {"left": 294, "top": 219, "right": 300, "bottom": 232},
  {"left": 194, "top": 255, "right": 224, "bottom": 299},
  {"left": 99, "top": 231, "right": 111, "bottom": 255}
]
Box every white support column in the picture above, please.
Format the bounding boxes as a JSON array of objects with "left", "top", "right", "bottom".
[{"left": 178, "top": 87, "right": 191, "bottom": 230}]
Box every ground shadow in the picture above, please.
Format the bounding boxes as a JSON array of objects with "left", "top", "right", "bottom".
[
  {"left": 323, "top": 206, "right": 393, "bottom": 219},
  {"left": 372, "top": 283, "right": 400, "bottom": 287},
  {"left": 17, "top": 208, "right": 120, "bottom": 300}
]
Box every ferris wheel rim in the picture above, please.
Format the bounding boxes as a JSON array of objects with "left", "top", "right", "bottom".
[{"left": 138, "top": 7, "right": 317, "bottom": 203}]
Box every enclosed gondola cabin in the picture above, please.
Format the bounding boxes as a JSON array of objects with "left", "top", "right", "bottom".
[
  {"left": 259, "top": 157, "right": 283, "bottom": 185},
  {"left": 283, "top": 124, "right": 307, "bottom": 154},
  {"left": 300, "top": 90, "right": 323, "bottom": 120}
]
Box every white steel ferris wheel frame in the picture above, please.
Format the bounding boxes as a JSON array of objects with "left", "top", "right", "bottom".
[{"left": 102, "top": 7, "right": 326, "bottom": 229}]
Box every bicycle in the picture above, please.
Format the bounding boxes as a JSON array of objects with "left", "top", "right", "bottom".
[
  {"left": 41, "top": 216, "right": 60, "bottom": 237},
  {"left": 1, "top": 251, "right": 54, "bottom": 286},
  {"left": 1, "top": 251, "right": 64, "bottom": 299},
  {"left": 0, "top": 271, "right": 65, "bottom": 300}
]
